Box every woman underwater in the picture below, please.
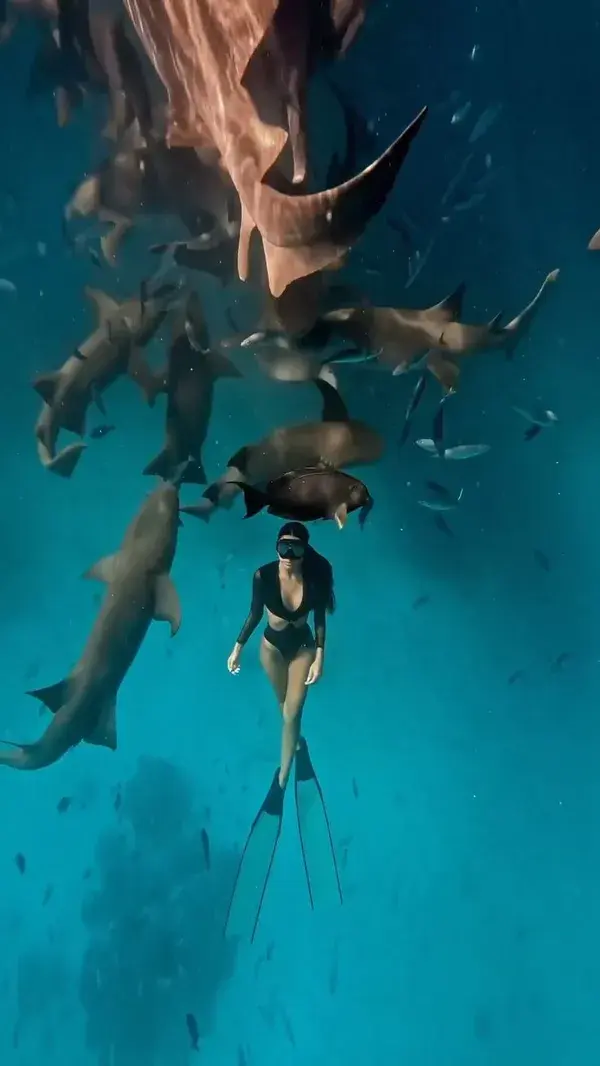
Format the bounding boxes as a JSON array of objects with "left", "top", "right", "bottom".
[{"left": 225, "top": 522, "right": 342, "bottom": 939}]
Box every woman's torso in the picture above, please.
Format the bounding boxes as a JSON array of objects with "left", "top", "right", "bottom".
[{"left": 261, "top": 562, "right": 310, "bottom": 632}]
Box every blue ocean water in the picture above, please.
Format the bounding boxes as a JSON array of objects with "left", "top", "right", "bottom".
[{"left": 2, "top": 1, "right": 600, "bottom": 1064}]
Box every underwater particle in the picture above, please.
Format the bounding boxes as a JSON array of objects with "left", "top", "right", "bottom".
[
  {"left": 57, "top": 796, "right": 72, "bottom": 814},
  {"left": 186, "top": 1012, "right": 200, "bottom": 1051},
  {"left": 15, "top": 853, "right": 26, "bottom": 874},
  {"left": 90, "top": 424, "right": 115, "bottom": 439},
  {"left": 36, "top": 241, "right": 47, "bottom": 257}
]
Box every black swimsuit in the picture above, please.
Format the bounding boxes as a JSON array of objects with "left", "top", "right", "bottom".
[{"left": 236, "top": 562, "right": 326, "bottom": 662}]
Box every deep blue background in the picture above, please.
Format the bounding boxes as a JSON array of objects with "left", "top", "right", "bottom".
[{"left": 1, "top": 2, "right": 600, "bottom": 1063}]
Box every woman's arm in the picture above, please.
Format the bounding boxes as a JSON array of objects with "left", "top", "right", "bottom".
[{"left": 235, "top": 570, "right": 265, "bottom": 647}]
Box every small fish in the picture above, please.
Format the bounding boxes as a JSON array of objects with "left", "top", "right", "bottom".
[
  {"left": 201, "top": 828, "right": 211, "bottom": 871},
  {"left": 417, "top": 441, "right": 490, "bottom": 460},
  {"left": 470, "top": 44, "right": 480, "bottom": 61},
  {"left": 412, "top": 594, "right": 430, "bottom": 611},
  {"left": 405, "top": 238, "right": 435, "bottom": 288},
  {"left": 508, "top": 670, "right": 525, "bottom": 685},
  {"left": 280, "top": 1010, "right": 296, "bottom": 1048},
  {"left": 434, "top": 513, "right": 454, "bottom": 538},
  {"left": 83, "top": 868, "right": 92, "bottom": 880},
  {"left": 432, "top": 398, "right": 447, "bottom": 456},
  {"left": 140, "top": 279, "right": 148, "bottom": 317},
  {"left": 90, "top": 424, "right": 115, "bottom": 439},
  {"left": 399, "top": 372, "right": 427, "bottom": 447},
  {"left": 533, "top": 549, "right": 551, "bottom": 573},
  {"left": 451, "top": 101, "right": 472, "bottom": 126},
  {"left": 186, "top": 1012, "right": 200, "bottom": 1051},
  {"left": 551, "top": 652, "right": 570, "bottom": 672},
  {"left": 237, "top": 1046, "right": 248, "bottom": 1066},
  {"left": 114, "top": 789, "right": 122, "bottom": 812},
  {"left": 15, "top": 853, "right": 26, "bottom": 874},
  {"left": 419, "top": 481, "right": 464, "bottom": 511},
  {"left": 469, "top": 103, "right": 503, "bottom": 144},
  {"left": 0, "top": 277, "right": 17, "bottom": 294},
  {"left": 351, "top": 778, "right": 359, "bottom": 799},
  {"left": 57, "top": 796, "right": 72, "bottom": 814},
  {"left": 88, "top": 246, "right": 103, "bottom": 268},
  {"left": 42, "top": 884, "right": 54, "bottom": 906}
]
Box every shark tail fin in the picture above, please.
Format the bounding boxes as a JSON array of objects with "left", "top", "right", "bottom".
[
  {"left": 179, "top": 458, "right": 207, "bottom": 485},
  {"left": 46, "top": 443, "right": 87, "bottom": 479},
  {"left": 28, "top": 679, "right": 70, "bottom": 714},
  {"left": 143, "top": 448, "right": 177, "bottom": 481}
]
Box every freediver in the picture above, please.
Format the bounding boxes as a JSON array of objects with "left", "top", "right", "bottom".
[{"left": 225, "top": 522, "right": 342, "bottom": 940}]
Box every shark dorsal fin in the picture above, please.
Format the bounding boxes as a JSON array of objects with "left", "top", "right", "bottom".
[
  {"left": 84, "top": 287, "right": 120, "bottom": 326},
  {"left": 32, "top": 371, "right": 61, "bottom": 405},
  {"left": 83, "top": 553, "right": 121, "bottom": 583},
  {"left": 429, "top": 282, "right": 466, "bottom": 321},
  {"left": 28, "top": 679, "right": 70, "bottom": 714},
  {"left": 487, "top": 311, "right": 504, "bottom": 332}
]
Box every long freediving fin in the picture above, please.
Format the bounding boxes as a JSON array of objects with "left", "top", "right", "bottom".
[
  {"left": 225, "top": 769, "right": 285, "bottom": 942},
  {"left": 294, "top": 738, "right": 343, "bottom": 909}
]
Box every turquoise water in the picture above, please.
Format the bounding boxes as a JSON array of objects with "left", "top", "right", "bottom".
[{"left": 2, "top": 3, "right": 600, "bottom": 1064}]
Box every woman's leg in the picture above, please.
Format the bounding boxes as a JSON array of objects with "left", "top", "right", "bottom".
[
  {"left": 279, "top": 647, "right": 314, "bottom": 789},
  {"left": 259, "top": 636, "right": 289, "bottom": 711}
]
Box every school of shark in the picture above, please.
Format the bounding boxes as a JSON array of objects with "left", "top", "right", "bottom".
[{"left": 0, "top": 0, "right": 568, "bottom": 779}]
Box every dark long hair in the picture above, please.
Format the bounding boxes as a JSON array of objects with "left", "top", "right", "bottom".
[{"left": 278, "top": 522, "right": 336, "bottom": 614}]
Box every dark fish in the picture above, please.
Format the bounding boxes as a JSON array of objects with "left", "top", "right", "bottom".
[
  {"left": 351, "top": 778, "right": 359, "bottom": 799},
  {"left": 551, "top": 652, "right": 570, "bottom": 672},
  {"left": 399, "top": 372, "right": 427, "bottom": 448},
  {"left": 140, "top": 279, "right": 148, "bottom": 318},
  {"left": 83, "top": 868, "right": 92, "bottom": 880},
  {"left": 280, "top": 1011, "right": 296, "bottom": 1048},
  {"left": 236, "top": 466, "right": 374, "bottom": 530},
  {"left": 57, "top": 796, "right": 72, "bottom": 814},
  {"left": 114, "top": 789, "right": 122, "bottom": 811},
  {"left": 201, "top": 828, "right": 211, "bottom": 871},
  {"left": 42, "top": 884, "right": 54, "bottom": 906},
  {"left": 237, "top": 1047, "right": 248, "bottom": 1066},
  {"left": 533, "top": 549, "right": 551, "bottom": 573},
  {"left": 23, "top": 661, "right": 41, "bottom": 682},
  {"left": 90, "top": 424, "right": 116, "bottom": 439},
  {"left": 434, "top": 514, "right": 454, "bottom": 537},
  {"left": 524, "top": 424, "right": 542, "bottom": 441},
  {"left": 412, "top": 594, "right": 430, "bottom": 611},
  {"left": 508, "top": 670, "right": 525, "bottom": 685},
  {"left": 186, "top": 1013, "right": 200, "bottom": 1051},
  {"left": 15, "top": 853, "right": 26, "bottom": 874}
]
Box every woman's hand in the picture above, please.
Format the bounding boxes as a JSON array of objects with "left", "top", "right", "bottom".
[
  {"left": 227, "top": 644, "right": 242, "bottom": 674},
  {"left": 305, "top": 651, "right": 323, "bottom": 686}
]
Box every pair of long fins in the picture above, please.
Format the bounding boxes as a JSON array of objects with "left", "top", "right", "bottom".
[{"left": 225, "top": 737, "right": 342, "bottom": 942}]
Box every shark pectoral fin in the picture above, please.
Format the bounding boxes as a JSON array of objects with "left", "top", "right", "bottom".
[
  {"left": 207, "top": 350, "right": 243, "bottom": 379},
  {"left": 28, "top": 679, "right": 69, "bottom": 714},
  {"left": 32, "top": 372, "right": 61, "bottom": 405},
  {"left": 46, "top": 443, "right": 87, "bottom": 479},
  {"left": 154, "top": 574, "right": 182, "bottom": 636},
  {"left": 85, "top": 698, "right": 117, "bottom": 751},
  {"left": 84, "top": 287, "right": 120, "bottom": 326},
  {"left": 128, "top": 349, "right": 164, "bottom": 405},
  {"left": 83, "top": 553, "right": 121, "bottom": 583},
  {"left": 334, "top": 503, "right": 348, "bottom": 530},
  {"left": 426, "top": 352, "right": 460, "bottom": 393}
]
